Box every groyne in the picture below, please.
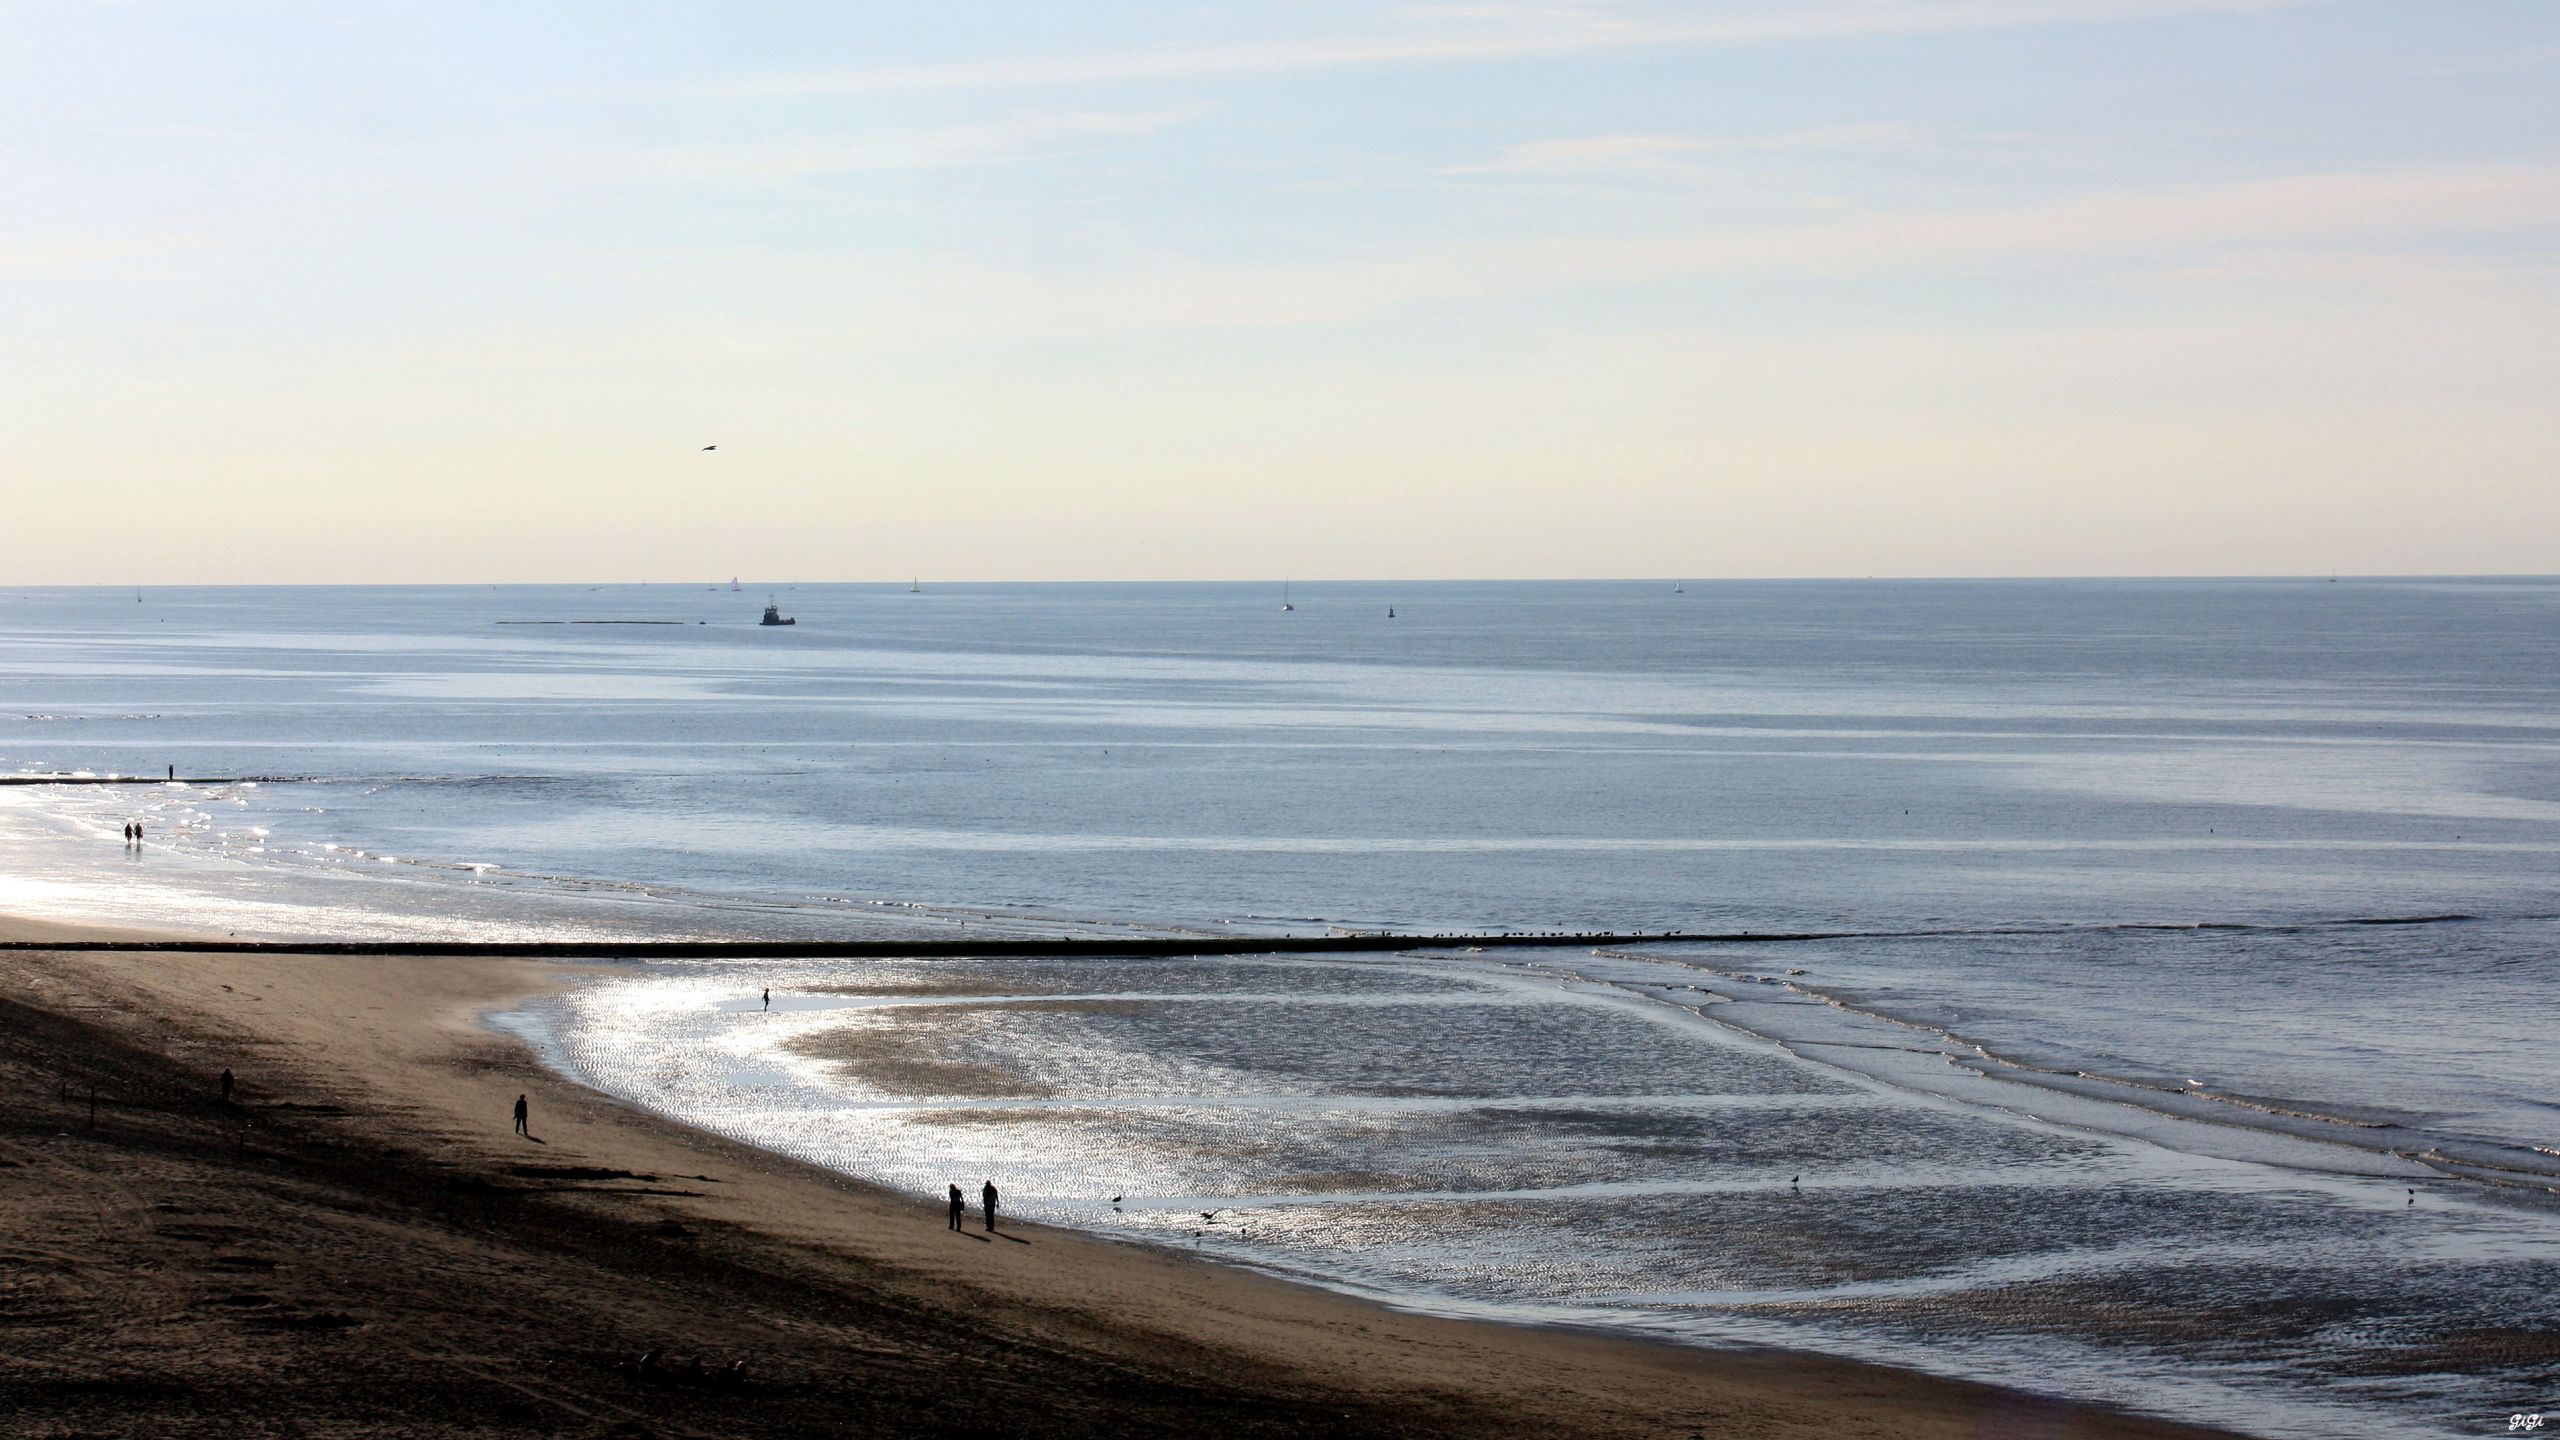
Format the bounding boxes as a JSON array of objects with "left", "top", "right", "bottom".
[{"left": 0, "top": 930, "right": 1838, "bottom": 959}]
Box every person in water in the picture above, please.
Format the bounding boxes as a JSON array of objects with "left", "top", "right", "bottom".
[
  {"left": 947, "top": 1184, "right": 965, "bottom": 1231},
  {"left": 512, "top": 1093, "right": 529, "bottom": 1136},
  {"left": 981, "top": 1179, "right": 999, "bottom": 1233}
]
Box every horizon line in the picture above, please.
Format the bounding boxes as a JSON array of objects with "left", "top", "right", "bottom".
[{"left": 21, "top": 573, "right": 2555, "bottom": 590}]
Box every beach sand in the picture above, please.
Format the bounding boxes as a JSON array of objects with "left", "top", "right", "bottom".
[{"left": 0, "top": 914, "right": 2240, "bottom": 1439}]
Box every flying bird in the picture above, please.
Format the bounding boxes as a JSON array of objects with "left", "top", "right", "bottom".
[{"left": 701, "top": 445, "right": 717, "bottom": 451}]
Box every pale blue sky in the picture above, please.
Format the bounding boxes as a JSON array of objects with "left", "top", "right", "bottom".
[{"left": 5, "top": 1, "right": 2556, "bottom": 581}]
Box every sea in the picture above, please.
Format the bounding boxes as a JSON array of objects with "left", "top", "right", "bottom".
[{"left": 3, "top": 578, "right": 2555, "bottom": 1438}]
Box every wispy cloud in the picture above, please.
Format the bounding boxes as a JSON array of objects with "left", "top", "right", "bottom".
[
  {"left": 694, "top": 0, "right": 2321, "bottom": 97},
  {"left": 2420, "top": 44, "right": 2560, "bottom": 78},
  {"left": 627, "top": 107, "right": 1202, "bottom": 181},
  {"left": 0, "top": 234, "right": 191, "bottom": 278},
  {"left": 848, "top": 164, "right": 2560, "bottom": 340},
  {"left": 1445, "top": 124, "right": 1932, "bottom": 174}
]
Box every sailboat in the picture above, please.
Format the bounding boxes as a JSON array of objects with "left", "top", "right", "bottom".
[
  {"left": 1387, "top": 606, "right": 1395, "bottom": 619},
  {"left": 1280, "top": 580, "right": 1295, "bottom": 613},
  {"left": 1672, "top": 581, "right": 1685, "bottom": 595},
  {"left": 729, "top": 577, "right": 741, "bottom": 592},
  {"left": 909, "top": 577, "right": 921, "bottom": 594}
]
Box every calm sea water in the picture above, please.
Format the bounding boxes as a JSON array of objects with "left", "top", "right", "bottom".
[{"left": 4, "top": 579, "right": 2557, "bottom": 1437}]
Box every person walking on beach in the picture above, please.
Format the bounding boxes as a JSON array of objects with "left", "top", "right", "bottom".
[
  {"left": 762, "top": 987, "right": 770, "bottom": 1012},
  {"left": 981, "top": 1179, "right": 999, "bottom": 1233},
  {"left": 512, "top": 1093, "right": 529, "bottom": 1137},
  {"left": 218, "top": 1068, "right": 233, "bottom": 1104},
  {"left": 947, "top": 1184, "right": 965, "bottom": 1231}
]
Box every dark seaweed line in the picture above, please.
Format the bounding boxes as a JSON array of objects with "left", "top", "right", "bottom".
[{"left": 0, "top": 776, "right": 310, "bottom": 786}]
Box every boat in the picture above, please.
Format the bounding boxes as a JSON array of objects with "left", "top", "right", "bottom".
[
  {"left": 1280, "top": 580, "right": 1295, "bottom": 613},
  {"left": 1673, "top": 581, "right": 1685, "bottom": 594},
  {"left": 909, "top": 577, "right": 921, "bottom": 594},
  {"left": 730, "top": 577, "right": 741, "bottom": 592},
  {"left": 759, "top": 600, "right": 795, "bottom": 627},
  {"left": 1387, "top": 606, "right": 1396, "bottom": 619}
]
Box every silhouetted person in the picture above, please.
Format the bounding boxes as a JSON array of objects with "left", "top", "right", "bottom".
[
  {"left": 218, "top": 1068, "right": 233, "bottom": 1103},
  {"left": 134, "top": 821, "right": 144, "bottom": 842},
  {"left": 982, "top": 1179, "right": 999, "bottom": 1232},
  {"left": 947, "top": 1184, "right": 965, "bottom": 1231},
  {"left": 122, "top": 822, "right": 134, "bottom": 845},
  {"left": 513, "top": 1093, "right": 529, "bottom": 1136},
  {"left": 761, "top": 987, "right": 770, "bottom": 1012}
]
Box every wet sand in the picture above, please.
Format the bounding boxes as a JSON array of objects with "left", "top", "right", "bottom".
[{"left": 0, "top": 912, "right": 2242, "bottom": 1438}]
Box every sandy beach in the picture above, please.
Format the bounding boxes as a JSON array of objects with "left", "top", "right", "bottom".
[{"left": 0, "top": 912, "right": 2245, "bottom": 1439}]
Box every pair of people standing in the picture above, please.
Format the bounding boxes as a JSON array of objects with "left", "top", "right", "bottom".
[
  {"left": 122, "top": 821, "right": 145, "bottom": 845},
  {"left": 947, "top": 1180, "right": 999, "bottom": 1232}
]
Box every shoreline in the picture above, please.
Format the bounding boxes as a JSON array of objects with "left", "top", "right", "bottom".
[{"left": 0, "top": 908, "right": 2244, "bottom": 1438}]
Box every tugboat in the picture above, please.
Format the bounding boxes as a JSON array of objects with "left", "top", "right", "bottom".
[{"left": 760, "top": 599, "right": 795, "bottom": 627}]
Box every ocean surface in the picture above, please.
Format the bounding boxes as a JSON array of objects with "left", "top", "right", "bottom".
[{"left": 4, "top": 578, "right": 2557, "bottom": 1437}]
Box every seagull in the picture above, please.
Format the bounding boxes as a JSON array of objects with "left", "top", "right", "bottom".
[
  {"left": 701, "top": 445, "right": 717, "bottom": 451},
  {"left": 1109, "top": 1195, "right": 1123, "bottom": 1205},
  {"left": 1201, "top": 1209, "right": 1223, "bottom": 1223}
]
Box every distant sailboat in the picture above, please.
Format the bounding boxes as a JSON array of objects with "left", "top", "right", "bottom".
[
  {"left": 1673, "top": 581, "right": 1685, "bottom": 595},
  {"left": 909, "top": 577, "right": 921, "bottom": 594},
  {"left": 134, "top": 585, "right": 142, "bottom": 603},
  {"left": 729, "top": 577, "right": 741, "bottom": 592},
  {"left": 1280, "top": 580, "right": 1295, "bottom": 613},
  {"left": 1387, "top": 606, "right": 1395, "bottom": 619}
]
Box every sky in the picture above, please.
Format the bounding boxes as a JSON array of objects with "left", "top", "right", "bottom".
[{"left": 4, "top": 0, "right": 2557, "bottom": 583}]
